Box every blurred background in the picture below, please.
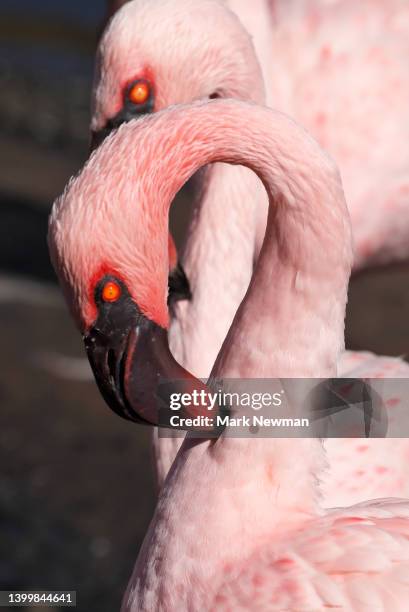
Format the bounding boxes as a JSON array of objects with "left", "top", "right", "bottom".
[{"left": 0, "top": 1, "right": 408, "bottom": 611}]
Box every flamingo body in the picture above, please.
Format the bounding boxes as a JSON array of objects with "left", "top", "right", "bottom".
[
  {"left": 324, "top": 351, "right": 409, "bottom": 507},
  {"left": 212, "top": 499, "right": 409, "bottom": 611},
  {"left": 263, "top": 0, "right": 409, "bottom": 268}
]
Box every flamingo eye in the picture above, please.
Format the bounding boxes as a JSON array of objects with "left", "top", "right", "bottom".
[
  {"left": 102, "top": 280, "right": 122, "bottom": 303},
  {"left": 127, "top": 80, "right": 151, "bottom": 105}
]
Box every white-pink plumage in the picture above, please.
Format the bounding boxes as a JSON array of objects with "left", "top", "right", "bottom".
[
  {"left": 263, "top": 0, "right": 409, "bottom": 269},
  {"left": 211, "top": 499, "right": 409, "bottom": 610}
]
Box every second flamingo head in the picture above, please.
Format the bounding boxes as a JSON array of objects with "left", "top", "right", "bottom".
[{"left": 91, "top": 0, "right": 265, "bottom": 148}]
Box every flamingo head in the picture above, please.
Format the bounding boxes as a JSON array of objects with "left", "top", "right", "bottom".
[
  {"left": 90, "top": 0, "right": 264, "bottom": 148},
  {"left": 48, "top": 116, "right": 212, "bottom": 428}
]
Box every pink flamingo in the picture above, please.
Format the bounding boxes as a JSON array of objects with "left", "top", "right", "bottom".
[
  {"left": 90, "top": 0, "right": 409, "bottom": 503},
  {"left": 94, "top": 0, "right": 409, "bottom": 269},
  {"left": 49, "top": 99, "right": 409, "bottom": 610}
]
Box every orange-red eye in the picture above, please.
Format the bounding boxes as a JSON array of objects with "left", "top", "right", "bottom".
[
  {"left": 102, "top": 280, "right": 121, "bottom": 303},
  {"left": 128, "top": 81, "right": 150, "bottom": 105}
]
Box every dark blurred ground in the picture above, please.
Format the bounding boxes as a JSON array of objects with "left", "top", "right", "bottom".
[
  {"left": 0, "top": 3, "right": 156, "bottom": 611},
  {"left": 0, "top": 2, "right": 408, "bottom": 611}
]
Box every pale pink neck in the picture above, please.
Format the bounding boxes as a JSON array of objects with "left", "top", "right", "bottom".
[
  {"left": 128, "top": 99, "right": 351, "bottom": 375},
  {"left": 169, "top": 163, "right": 263, "bottom": 375},
  {"left": 120, "top": 100, "right": 352, "bottom": 611},
  {"left": 123, "top": 436, "right": 324, "bottom": 611}
]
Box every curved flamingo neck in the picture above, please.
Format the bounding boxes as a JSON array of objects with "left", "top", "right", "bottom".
[
  {"left": 123, "top": 99, "right": 351, "bottom": 374},
  {"left": 119, "top": 100, "right": 352, "bottom": 611},
  {"left": 171, "top": 162, "right": 263, "bottom": 374}
]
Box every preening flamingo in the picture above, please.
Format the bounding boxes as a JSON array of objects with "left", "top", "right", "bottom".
[
  {"left": 49, "top": 99, "right": 409, "bottom": 611},
  {"left": 90, "top": 0, "right": 409, "bottom": 502}
]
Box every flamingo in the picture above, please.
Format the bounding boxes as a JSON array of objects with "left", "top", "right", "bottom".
[
  {"left": 89, "top": 0, "right": 409, "bottom": 502},
  {"left": 49, "top": 99, "right": 409, "bottom": 610},
  {"left": 94, "top": 0, "right": 409, "bottom": 269}
]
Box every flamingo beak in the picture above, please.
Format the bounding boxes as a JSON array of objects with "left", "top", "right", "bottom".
[
  {"left": 83, "top": 308, "right": 159, "bottom": 425},
  {"left": 83, "top": 279, "right": 218, "bottom": 432},
  {"left": 90, "top": 97, "right": 154, "bottom": 152},
  {"left": 90, "top": 109, "right": 131, "bottom": 151},
  {"left": 90, "top": 127, "right": 113, "bottom": 151}
]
